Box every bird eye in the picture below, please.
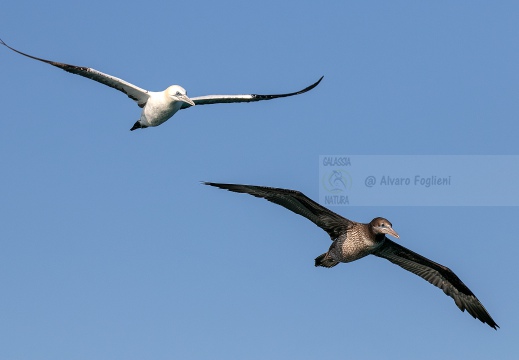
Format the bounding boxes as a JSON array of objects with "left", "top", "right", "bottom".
[{"left": 176, "top": 91, "right": 182, "bottom": 96}]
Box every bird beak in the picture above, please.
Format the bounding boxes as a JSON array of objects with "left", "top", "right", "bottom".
[
  {"left": 386, "top": 227, "right": 400, "bottom": 239},
  {"left": 178, "top": 94, "right": 195, "bottom": 107}
]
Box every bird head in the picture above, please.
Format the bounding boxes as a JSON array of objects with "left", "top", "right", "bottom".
[
  {"left": 370, "top": 217, "right": 399, "bottom": 238},
  {"left": 166, "top": 85, "right": 195, "bottom": 107}
]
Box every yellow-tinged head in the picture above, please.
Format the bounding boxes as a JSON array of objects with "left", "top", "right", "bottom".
[{"left": 165, "top": 85, "right": 195, "bottom": 107}]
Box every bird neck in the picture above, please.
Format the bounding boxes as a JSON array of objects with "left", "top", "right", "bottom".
[
  {"left": 368, "top": 225, "right": 386, "bottom": 243},
  {"left": 375, "top": 233, "right": 386, "bottom": 243}
]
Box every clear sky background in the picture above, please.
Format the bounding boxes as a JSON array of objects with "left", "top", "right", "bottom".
[{"left": 1, "top": 1, "right": 517, "bottom": 359}]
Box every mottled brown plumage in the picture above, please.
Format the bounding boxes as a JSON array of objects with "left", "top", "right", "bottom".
[{"left": 205, "top": 182, "right": 499, "bottom": 330}]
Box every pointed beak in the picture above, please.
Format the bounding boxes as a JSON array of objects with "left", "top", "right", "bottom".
[
  {"left": 178, "top": 94, "right": 195, "bottom": 107},
  {"left": 386, "top": 227, "right": 400, "bottom": 239}
]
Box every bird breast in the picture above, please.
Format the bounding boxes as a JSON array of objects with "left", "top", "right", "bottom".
[
  {"left": 335, "top": 228, "right": 384, "bottom": 263},
  {"left": 141, "top": 92, "right": 182, "bottom": 127}
]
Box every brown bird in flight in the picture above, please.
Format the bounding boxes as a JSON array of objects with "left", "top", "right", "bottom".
[{"left": 205, "top": 182, "right": 499, "bottom": 330}]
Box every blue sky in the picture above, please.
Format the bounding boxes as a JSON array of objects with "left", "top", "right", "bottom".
[{"left": 1, "top": 1, "right": 517, "bottom": 359}]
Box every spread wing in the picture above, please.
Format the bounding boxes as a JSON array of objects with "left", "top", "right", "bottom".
[
  {"left": 180, "top": 76, "right": 323, "bottom": 109},
  {"left": 374, "top": 239, "right": 499, "bottom": 330},
  {"left": 1, "top": 39, "right": 150, "bottom": 108},
  {"left": 204, "top": 182, "right": 352, "bottom": 240}
]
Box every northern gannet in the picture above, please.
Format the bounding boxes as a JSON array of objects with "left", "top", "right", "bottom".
[
  {"left": 205, "top": 182, "right": 499, "bottom": 330},
  {"left": 1, "top": 39, "right": 323, "bottom": 131}
]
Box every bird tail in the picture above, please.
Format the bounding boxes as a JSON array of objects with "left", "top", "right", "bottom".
[
  {"left": 315, "top": 252, "right": 339, "bottom": 268},
  {"left": 130, "top": 121, "right": 148, "bottom": 131}
]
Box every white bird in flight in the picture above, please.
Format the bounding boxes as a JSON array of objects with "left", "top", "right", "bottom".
[{"left": 1, "top": 39, "right": 323, "bottom": 131}]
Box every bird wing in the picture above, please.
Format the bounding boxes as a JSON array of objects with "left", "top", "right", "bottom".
[
  {"left": 180, "top": 76, "right": 323, "bottom": 109},
  {"left": 204, "top": 182, "right": 352, "bottom": 240},
  {"left": 373, "top": 238, "right": 498, "bottom": 329},
  {"left": 1, "top": 39, "right": 150, "bottom": 108}
]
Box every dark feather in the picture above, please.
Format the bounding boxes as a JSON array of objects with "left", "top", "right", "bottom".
[
  {"left": 180, "top": 76, "right": 323, "bottom": 109},
  {"left": 204, "top": 182, "right": 351, "bottom": 239},
  {"left": 1, "top": 39, "right": 149, "bottom": 107},
  {"left": 374, "top": 239, "right": 499, "bottom": 329}
]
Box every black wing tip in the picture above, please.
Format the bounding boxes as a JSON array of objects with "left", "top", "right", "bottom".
[
  {"left": 0, "top": 38, "right": 15, "bottom": 51},
  {"left": 203, "top": 182, "right": 240, "bottom": 191},
  {"left": 462, "top": 291, "right": 499, "bottom": 330},
  {"left": 297, "top": 75, "right": 324, "bottom": 93},
  {"left": 204, "top": 182, "right": 264, "bottom": 197},
  {"left": 482, "top": 316, "right": 499, "bottom": 330},
  {"left": 307, "top": 75, "right": 324, "bottom": 89},
  {"left": 204, "top": 182, "right": 315, "bottom": 205},
  {"left": 472, "top": 310, "right": 499, "bottom": 330},
  {"left": 203, "top": 181, "right": 274, "bottom": 195},
  {"left": 204, "top": 181, "right": 295, "bottom": 193},
  {"left": 0, "top": 38, "right": 19, "bottom": 53},
  {"left": 479, "top": 311, "right": 499, "bottom": 330},
  {"left": 251, "top": 75, "right": 324, "bottom": 100},
  {"left": 482, "top": 318, "right": 499, "bottom": 330}
]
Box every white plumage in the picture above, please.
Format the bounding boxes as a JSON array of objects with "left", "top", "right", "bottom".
[{"left": 1, "top": 39, "right": 322, "bottom": 131}]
